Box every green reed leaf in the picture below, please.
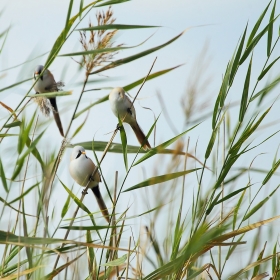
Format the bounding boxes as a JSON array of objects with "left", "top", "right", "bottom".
[
  {"left": 0, "top": 158, "right": 8, "bottom": 192},
  {"left": 90, "top": 30, "right": 187, "bottom": 75},
  {"left": 60, "top": 225, "right": 113, "bottom": 230},
  {"left": 86, "top": 230, "right": 96, "bottom": 277},
  {"left": 0, "top": 78, "right": 32, "bottom": 94},
  {"left": 95, "top": 0, "right": 131, "bottom": 7},
  {"left": 123, "top": 169, "right": 200, "bottom": 192},
  {"left": 9, "top": 182, "right": 40, "bottom": 204},
  {"left": 240, "top": 15, "right": 278, "bottom": 65},
  {"left": 45, "top": 1, "right": 98, "bottom": 66},
  {"left": 239, "top": 56, "right": 252, "bottom": 122},
  {"left": 262, "top": 158, "right": 280, "bottom": 185},
  {"left": 246, "top": 1, "right": 271, "bottom": 47},
  {"left": 267, "top": 0, "right": 276, "bottom": 56},
  {"left": 133, "top": 124, "right": 199, "bottom": 166},
  {"left": 77, "top": 24, "right": 159, "bottom": 31},
  {"left": 4, "top": 121, "right": 21, "bottom": 128},
  {"left": 118, "top": 117, "right": 128, "bottom": 171},
  {"left": 59, "top": 179, "right": 90, "bottom": 213},
  {"left": 258, "top": 56, "right": 280, "bottom": 81},
  {"left": 61, "top": 194, "right": 71, "bottom": 219},
  {"left": 102, "top": 254, "right": 127, "bottom": 266},
  {"left": 243, "top": 185, "right": 280, "bottom": 221},
  {"left": 229, "top": 24, "right": 248, "bottom": 86}
]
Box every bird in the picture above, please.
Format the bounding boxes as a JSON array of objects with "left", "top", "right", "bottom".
[
  {"left": 69, "top": 145, "right": 110, "bottom": 222},
  {"left": 33, "top": 65, "right": 64, "bottom": 137},
  {"left": 109, "top": 87, "right": 151, "bottom": 151}
]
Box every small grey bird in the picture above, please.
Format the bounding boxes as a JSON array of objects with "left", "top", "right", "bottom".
[
  {"left": 33, "top": 65, "right": 64, "bottom": 137},
  {"left": 69, "top": 146, "right": 109, "bottom": 222},
  {"left": 109, "top": 87, "right": 151, "bottom": 150}
]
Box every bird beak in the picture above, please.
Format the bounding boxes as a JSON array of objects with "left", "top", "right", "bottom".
[
  {"left": 81, "top": 151, "right": 86, "bottom": 155},
  {"left": 34, "top": 72, "right": 41, "bottom": 80}
]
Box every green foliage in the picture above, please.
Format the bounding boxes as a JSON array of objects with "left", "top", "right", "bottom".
[{"left": 0, "top": 1, "right": 280, "bottom": 280}]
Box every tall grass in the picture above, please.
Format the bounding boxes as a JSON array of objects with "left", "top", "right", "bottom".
[{"left": 0, "top": 0, "right": 280, "bottom": 279}]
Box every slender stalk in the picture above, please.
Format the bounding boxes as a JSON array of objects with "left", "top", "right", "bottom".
[
  {"left": 113, "top": 171, "right": 119, "bottom": 278},
  {"left": 218, "top": 117, "right": 226, "bottom": 277},
  {"left": 125, "top": 237, "right": 131, "bottom": 280},
  {"left": 53, "top": 127, "right": 119, "bottom": 270},
  {"left": 96, "top": 58, "right": 157, "bottom": 276},
  {"left": 46, "top": 74, "right": 89, "bottom": 215}
]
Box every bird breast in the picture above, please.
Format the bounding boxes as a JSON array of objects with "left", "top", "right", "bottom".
[{"left": 69, "top": 157, "right": 99, "bottom": 188}]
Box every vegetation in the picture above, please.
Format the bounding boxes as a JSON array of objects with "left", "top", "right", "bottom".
[{"left": 0, "top": 0, "right": 280, "bottom": 279}]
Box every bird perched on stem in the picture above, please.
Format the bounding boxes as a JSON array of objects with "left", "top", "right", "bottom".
[
  {"left": 33, "top": 65, "right": 64, "bottom": 137},
  {"left": 69, "top": 146, "right": 109, "bottom": 222},
  {"left": 109, "top": 87, "right": 151, "bottom": 151}
]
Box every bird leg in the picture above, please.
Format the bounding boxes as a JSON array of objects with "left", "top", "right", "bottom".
[
  {"left": 116, "top": 123, "right": 122, "bottom": 130},
  {"left": 82, "top": 188, "right": 88, "bottom": 195}
]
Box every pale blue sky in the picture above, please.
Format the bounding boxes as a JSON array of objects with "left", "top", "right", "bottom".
[{"left": 0, "top": 0, "right": 279, "bottom": 277}]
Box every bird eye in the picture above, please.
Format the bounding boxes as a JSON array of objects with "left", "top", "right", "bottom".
[{"left": 76, "top": 150, "right": 82, "bottom": 159}]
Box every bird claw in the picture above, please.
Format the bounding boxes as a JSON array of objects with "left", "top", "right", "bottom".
[
  {"left": 116, "top": 123, "right": 122, "bottom": 130},
  {"left": 82, "top": 188, "right": 88, "bottom": 195}
]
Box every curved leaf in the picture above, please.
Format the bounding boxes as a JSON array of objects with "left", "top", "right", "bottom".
[
  {"left": 90, "top": 29, "right": 188, "bottom": 75},
  {"left": 133, "top": 123, "right": 200, "bottom": 166},
  {"left": 123, "top": 169, "right": 200, "bottom": 192},
  {"left": 77, "top": 24, "right": 159, "bottom": 31}
]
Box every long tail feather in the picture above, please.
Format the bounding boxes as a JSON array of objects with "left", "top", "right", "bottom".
[
  {"left": 131, "top": 122, "right": 151, "bottom": 151},
  {"left": 91, "top": 186, "right": 110, "bottom": 222},
  {"left": 49, "top": 98, "right": 64, "bottom": 137}
]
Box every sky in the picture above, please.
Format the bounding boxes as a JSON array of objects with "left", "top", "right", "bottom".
[{"left": 0, "top": 0, "right": 280, "bottom": 278}]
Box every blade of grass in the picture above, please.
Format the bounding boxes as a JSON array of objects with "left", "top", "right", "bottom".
[
  {"left": 262, "top": 158, "right": 280, "bottom": 185},
  {"left": 239, "top": 16, "right": 279, "bottom": 65},
  {"left": 123, "top": 64, "right": 183, "bottom": 91},
  {"left": 258, "top": 55, "right": 280, "bottom": 80},
  {"left": 77, "top": 24, "right": 159, "bottom": 31},
  {"left": 102, "top": 254, "right": 127, "bottom": 266},
  {"left": 95, "top": 0, "right": 131, "bottom": 7},
  {"left": 207, "top": 184, "right": 251, "bottom": 215},
  {"left": 60, "top": 225, "right": 114, "bottom": 230},
  {"left": 250, "top": 75, "right": 280, "bottom": 102},
  {"left": 246, "top": 1, "right": 272, "bottom": 47},
  {"left": 243, "top": 185, "right": 280, "bottom": 221},
  {"left": 63, "top": 0, "right": 74, "bottom": 40},
  {"left": 86, "top": 230, "right": 97, "bottom": 279},
  {"left": 58, "top": 177, "right": 102, "bottom": 240},
  {"left": 3, "top": 121, "right": 21, "bottom": 128},
  {"left": 123, "top": 169, "right": 200, "bottom": 192},
  {"left": 252, "top": 242, "right": 267, "bottom": 278},
  {"left": 27, "top": 91, "right": 72, "bottom": 98},
  {"left": 0, "top": 159, "right": 8, "bottom": 192},
  {"left": 239, "top": 56, "right": 252, "bottom": 122},
  {"left": 45, "top": 0, "right": 99, "bottom": 67},
  {"left": 59, "top": 41, "right": 149, "bottom": 57},
  {"left": 229, "top": 24, "right": 248, "bottom": 86},
  {"left": 0, "top": 78, "right": 32, "bottom": 94},
  {"left": 90, "top": 30, "right": 188, "bottom": 75},
  {"left": 118, "top": 117, "right": 128, "bottom": 171},
  {"left": 8, "top": 182, "right": 40, "bottom": 204},
  {"left": 133, "top": 123, "right": 200, "bottom": 166},
  {"left": 61, "top": 194, "right": 71, "bottom": 219},
  {"left": 267, "top": 0, "right": 276, "bottom": 56}
]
